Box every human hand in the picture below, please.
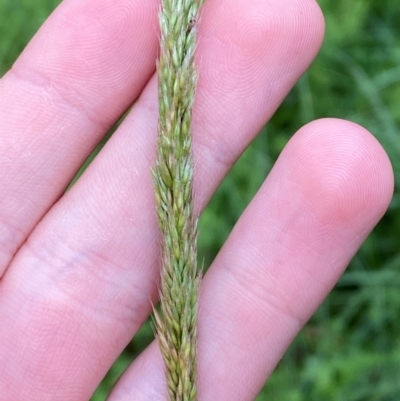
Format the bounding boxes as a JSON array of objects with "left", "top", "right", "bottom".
[{"left": 0, "top": 0, "right": 393, "bottom": 400}]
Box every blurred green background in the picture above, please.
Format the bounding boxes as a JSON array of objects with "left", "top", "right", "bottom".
[{"left": 1, "top": 0, "right": 400, "bottom": 400}]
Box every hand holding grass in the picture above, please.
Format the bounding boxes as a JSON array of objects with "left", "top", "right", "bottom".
[{"left": 0, "top": 0, "right": 393, "bottom": 400}]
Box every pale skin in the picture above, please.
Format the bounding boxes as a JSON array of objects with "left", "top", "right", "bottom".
[{"left": 0, "top": 0, "right": 394, "bottom": 400}]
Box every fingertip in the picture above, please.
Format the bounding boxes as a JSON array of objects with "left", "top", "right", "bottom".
[{"left": 283, "top": 118, "right": 394, "bottom": 230}]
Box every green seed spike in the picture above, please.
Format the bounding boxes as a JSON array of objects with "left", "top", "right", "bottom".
[{"left": 153, "top": 0, "right": 205, "bottom": 400}]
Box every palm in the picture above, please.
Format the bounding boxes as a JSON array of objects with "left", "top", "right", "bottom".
[{"left": 0, "top": 0, "right": 393, "bottom": 400}]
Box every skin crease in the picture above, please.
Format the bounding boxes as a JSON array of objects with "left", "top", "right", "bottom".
[{"left": 0, "top": 0, "right": 394, "bottom": 401}]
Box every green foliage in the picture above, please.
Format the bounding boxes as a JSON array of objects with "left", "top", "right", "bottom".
[
  {"left": 1, "top": 0, "right": 400, "bottom": 400},
  {"left": 0, "top": 0, "right": 60, "bottom": 75}
]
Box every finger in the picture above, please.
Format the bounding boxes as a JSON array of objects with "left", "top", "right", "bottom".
[
  {"left": 107, "top": 119, "right": 394, "bottom": 401},
  {"left": 0, "top": 0, "right": 325, "bottom": 399},
  {"left": 0, "top": 0, "right": 159, "bottom": 275}
]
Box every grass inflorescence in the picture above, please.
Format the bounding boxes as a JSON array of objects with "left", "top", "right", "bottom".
[{"left": 153, "top": 0, "right": 204, "bottom": 400}]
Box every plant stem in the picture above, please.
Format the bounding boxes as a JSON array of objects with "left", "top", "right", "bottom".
[{"left": 153, "top": 0, "right": 204, "bottom": 400}]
